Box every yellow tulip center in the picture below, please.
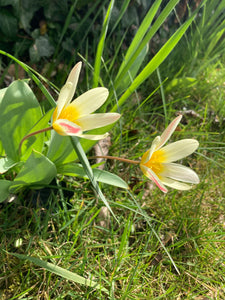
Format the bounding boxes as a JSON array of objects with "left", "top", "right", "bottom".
[
  {"left": 54, "top": 105, "right": 80, "bottom": 123},
  {"left": 142, "top": 149, "right": 166, "bottom": 175}
]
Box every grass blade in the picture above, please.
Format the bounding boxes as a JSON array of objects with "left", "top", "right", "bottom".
[
  {"left": 93, "top": 0, "right": 115, "bottom": 88},
  {"left": 112, "top": 0, "right": 180, "bottom": 96},
  {"left": 0, "top": 50, "right": 56, "bottom": 107},
  {"left": 111, "top": 11, "right": 197, "bottom": 112},
  {"left": 7, "top": 252, "right": 108, "bottom": 293}
]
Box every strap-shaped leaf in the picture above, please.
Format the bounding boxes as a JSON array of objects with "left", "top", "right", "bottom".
[{"left": 58, "top": 163, "right": 129, "bottom": 189}]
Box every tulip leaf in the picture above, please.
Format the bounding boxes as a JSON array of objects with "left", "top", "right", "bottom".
[
  {"left": 0, "top": 80, "right": 43, "bottom": 162},
  {"left": 9, "top": 151, "right": 57, "bottom": 193},
  {"left": 0, "top": 180, "right": 13, "bottom": 203},
  {"left": 57, "top": 163, "right": 129, "bottom": 189},
  {"left": 20, "top": 109, "right": 54, "bottom": 161},
  {"left": 47, "top": 131, "right": 76, "bottom": 166},
  {"left": 0, "top": 87, "right": 7, "bottom": 101},
  {"left": 0, "top": 87, "right": 7, "bottom": 155},
  {"left": 0, "top": 157, "right": 18, "bottom": 174}
]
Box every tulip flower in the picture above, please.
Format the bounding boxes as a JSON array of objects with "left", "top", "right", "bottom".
[
  {"left": 140, "top": 115, "right": 199, "bottom": 193},
  {"left": 52, "top": 62, "right": 120, "bottom": 140}
]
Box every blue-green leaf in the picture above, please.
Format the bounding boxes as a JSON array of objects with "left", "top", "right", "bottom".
[
  {"left": 0, "top": 180, "right": 13, "bottom": 203},
  {"left": 0, "top": 157, "right": 18, "bottom": 174},
  {"left": 0, "top": 80, "right": 43, "bottom": 161},
  {"left": 9, "top": 151, "right": 57, "bottom": 192},
  {"left": 58, "top": 163, "right": 129, "bottom": 189}
]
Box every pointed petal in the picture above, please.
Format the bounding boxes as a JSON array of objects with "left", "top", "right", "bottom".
[
  {"left": 53, "top": 119, "right": 82, "bottom": 136},
  {"left": 161, "top": 139, "right": 199, "bottom": 162},
  {"left": 160, "top": 163, "right": 199, "bottom": 184},
  {"left": 142, "top": 136, "right": 161, "bottom": 164},
  {"left": 160, "top": 177, "right": 193, "bottom": 190},
  {"left": 66, "top": 62, "right": 82, "bottom": 87},
  {"left": 76, "top": 113, "right": 120, "bottom": 131},
  {"left": 140, "top": 165, "right": 168, "bottom": 193},
  {"left": 54, "top": 62, "right": 82, "bottom": 120},
  {"left": 156, "top": 115, "right": 182, "bottom": 150},
  {"left": 79, "top": 133, "right": 109, "bottom": 140},
  {"left": 69, "top": 87, "right": 109, "bottom": 116}
]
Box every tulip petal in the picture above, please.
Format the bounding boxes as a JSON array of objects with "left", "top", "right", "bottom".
[
  {"left": 76, "top": 113, "right": 120, "bottom": 131},
  {"left": 161, "top": 139, "right": 199, "bottom": 162},
  {"left": 54, "top": 62, "right": 82, "bottom": 119},
  {"left": 160, "top": 177, "right": 193, "bottom": 190},
  {"left": 79, "top": 133, "right": 109, "bottom": 140},
  {"left": 156, "top": 115, "right": 182, "bottom": 150},
  {"left": 140, "top": 165, "right": 168, "bottom": 193},
  {"left": 69, "top": 87, "right": 109, "bottom": 116},
  {"left": 53, "top": 119, "right": 82, "bottom": 136},
  {"left": 160, "top": 163, "right": 200, "bottom": 183},
  {"left": 143, "top": 136, "right": 161, "bottom": 163}
]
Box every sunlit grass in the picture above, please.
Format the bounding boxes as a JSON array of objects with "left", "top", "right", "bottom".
[
  {"left": 1, "top": 0, "right": 225, "bottom": 299},
  {"left": 1, "top": 68, "right": 224, "bottom": 297}
]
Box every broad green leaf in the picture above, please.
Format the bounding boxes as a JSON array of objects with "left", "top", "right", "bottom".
[
  {"left": 0, "top": 142, "right": 4, "bottom": 156},
  {"left": 0, "top": 180, "right": 13, "bottom": 203},
  {"left": 0, "top": 87, "right": 7, "bottom": 156},
  {"left": 0, "top": 87, "right": 7, "bottom": 101},
  {"left": 7, "top": 252, "right": 108, "bottom": 293},
  {"left": 0, "top": 157, "right": 18, "bottom": 174},
  {"left": 57, "top": 163, "right": 129, "bottom": 189},
  {"left": 21, "top": 109, "right": 54, "bottom": 161},
  {"left": 9, "top": 151, "right": 57, "bottom": 193},
  {"left": 0, "top": 80, "right": 43, "bottom": 161},
  {"left": 47, "top": 131, "right": 76, "bottom": 166}
]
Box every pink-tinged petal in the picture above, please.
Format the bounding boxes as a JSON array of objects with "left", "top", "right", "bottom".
[
  {"left": 140, "top": 165, "right": 168, "bottom": 193},
  {"left": 79, "top": 133, "right": 109, "bottom": 140},
  {"left": 160, "top": 177, "right": 193, "bottom": 190},
  {"left": 53, "top": 119, "right": 82, "bottom": 136},
  {"left": 156, "top": 115, "right": 182, "bottom": 150},
  {"left": 161, "top": 139, "right": 199, "bottom": 163},
  {"left": 160, "top": 163, "right": 199, "bottom": 184},
  {"left": 76, "top": 113, "right": 120, "bottom": 131},
  {"left": 69, "top": 87, "right": 109, "bottom": 116},
  {"left": 54, "top": 62, "right": 82, "bottom": 119}
]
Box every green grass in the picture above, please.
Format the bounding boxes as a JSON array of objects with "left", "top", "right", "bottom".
[
  {"left": 1, "top": 64, "right": 224, "bottom": 298},
  {"left": 1, "top": 0, "right": 225, "bottom": 299}
]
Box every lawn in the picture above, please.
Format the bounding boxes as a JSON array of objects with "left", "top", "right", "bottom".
[{"left": 0, "top": 0, "right": 225, "bottom": 299}]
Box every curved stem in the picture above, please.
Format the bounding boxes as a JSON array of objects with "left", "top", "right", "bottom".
[
  {"left": 19, "top": 126, "right": 53, "bottom": 155},
  {"left": 89, "top": 155, "right": 140, "bottom": 165}
]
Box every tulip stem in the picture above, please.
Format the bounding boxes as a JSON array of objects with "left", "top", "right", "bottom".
[
  {"left": 89, "top": 155, "right": 140, "bottom": 165},
  {"left": 19, "top": 126, "right": 53, "bottom": 155}
]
